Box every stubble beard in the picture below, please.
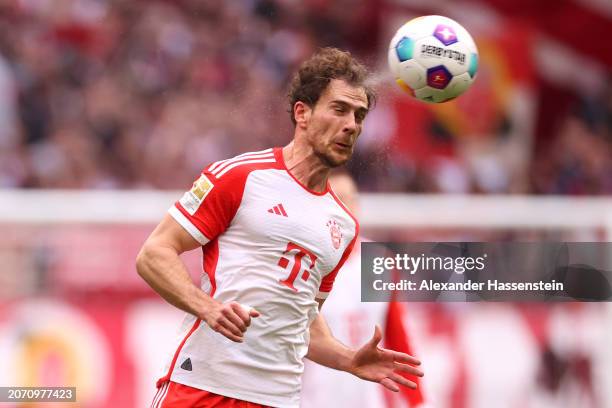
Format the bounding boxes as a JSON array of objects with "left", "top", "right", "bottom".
[{"left": 314, "top": 143, "right": 349, "bottom": 168}]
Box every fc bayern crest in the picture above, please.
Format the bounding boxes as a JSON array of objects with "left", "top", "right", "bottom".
[{"left": 326, "top": 219, "right": 343, "bottom": 250}]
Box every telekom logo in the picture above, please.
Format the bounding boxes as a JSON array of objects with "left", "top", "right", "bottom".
[{"left": 277, "top": 242, "right": 317, "bottom": 292}]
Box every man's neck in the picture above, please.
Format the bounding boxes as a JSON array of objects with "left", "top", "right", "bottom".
[{"left": 282, "top": 141, "right": 330, "bottom": 193}]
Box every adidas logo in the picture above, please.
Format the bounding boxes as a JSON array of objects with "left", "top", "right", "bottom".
[{"left": 268, "top": 203, "right": 287, "bottom": 217}]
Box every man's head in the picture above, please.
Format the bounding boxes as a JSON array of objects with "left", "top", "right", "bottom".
[{"left": 288, "top": 48, "right": 376, "bottom": 167}]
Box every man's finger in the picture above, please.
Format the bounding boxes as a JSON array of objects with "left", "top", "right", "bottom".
[
  {"left": 226, "top": 310, "right": 248, "bottom": 332},
  {"left": 394, "top": 362, "right": 424, "bottom": 377},
  {"left": 219, "top": 317, "right": 245, "bottom": 337},
  {"left": 232, "top": 302, "right": 261, "bottom": 320},
  {"left": 389, "top": 350, "right": 421, "bottom": 366},
  {"left": 388, "top": 372, "right": 417, "bottom": 389},
  {"left": 368, "top": 325, "right": 383, "bottom": 348},
  {"left": 222, "top": 306, "right": 247, "bottom": 333},
  {"left": 380, "top": 377, "right": 399, "bottom": 392},
  {"left": 217, "top": 326, "right": 243, "bottom": 343},
  {"left": 229, "top": 303, "right": 251, "bottom": 328}
]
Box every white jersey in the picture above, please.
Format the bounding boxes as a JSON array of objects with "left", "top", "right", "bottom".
[{"left": 160, "top": 148, "right": 358, "bottom": 407}]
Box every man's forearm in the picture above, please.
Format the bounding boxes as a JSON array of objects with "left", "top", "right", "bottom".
[
  {"left": 305, "top": 313, "right": 355, "bottom": 373},
  {"left": 136, "top": 243, "right": 212, "bottom": 319}
]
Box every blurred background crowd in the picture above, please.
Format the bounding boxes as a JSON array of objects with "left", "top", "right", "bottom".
[{"left": 0, "top": 0, "right": 610, "bottom": 194}]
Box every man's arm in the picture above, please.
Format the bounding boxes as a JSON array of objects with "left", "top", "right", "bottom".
[
  {"left": 136, "top": 214, "right": 259, "bottom": 342},
  {"left": 305, "top": 306, "right": 355, "bottom": 371},
  {"left": 306, "top": 299, "right": 423, "bottom": 392}
]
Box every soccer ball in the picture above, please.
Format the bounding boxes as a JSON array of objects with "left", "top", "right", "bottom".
[{"left": 388, "top": 15, "right": 478, "bottom": 103}]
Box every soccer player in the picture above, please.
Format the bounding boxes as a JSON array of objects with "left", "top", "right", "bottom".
[{"left": 136, "top": 47, "right": 424, "bottom": 408}]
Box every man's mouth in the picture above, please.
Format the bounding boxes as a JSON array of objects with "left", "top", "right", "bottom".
[{"left": 334, "top": 142, "right": 351, "bottom": 150}]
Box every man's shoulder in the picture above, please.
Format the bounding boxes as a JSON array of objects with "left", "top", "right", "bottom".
[{"left": 204, "top": 148, "right": 282, "bottom": 182}]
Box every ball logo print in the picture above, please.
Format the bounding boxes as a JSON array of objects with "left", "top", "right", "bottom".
[
  {"left": 434, "top": 24, "right": 458, "bottom": 46},
  {"left": 395, "top": 37, "right": 414, "bottom": 62},
  {"left": 388, "top": 15, "right": 479, "bottom": 103},
  {"left": 427, "top": 66, "right": 452, "bottom": 89}
]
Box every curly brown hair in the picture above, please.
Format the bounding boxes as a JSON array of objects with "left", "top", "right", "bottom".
[{"left": 287, "top": 47, "right": 376, "bottom": 125}]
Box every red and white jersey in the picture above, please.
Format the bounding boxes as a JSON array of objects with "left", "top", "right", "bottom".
[{"left": 160, "top": 147, "right": 358, "bottom": 408}]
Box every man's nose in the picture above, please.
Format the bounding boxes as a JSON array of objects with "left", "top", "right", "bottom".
[{"left": 343, "top": 115, "right": 357, "bottom": 134}]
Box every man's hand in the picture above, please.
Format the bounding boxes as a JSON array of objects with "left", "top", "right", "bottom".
[
  {"left": 202, "top": 301, "right": 260, "bottom": 343},
  {"left": 306, "top": 310, "right": 424, "bottom": 392},
  {"left": 348, "top": 325, "right": 424, "bottom": 392}
]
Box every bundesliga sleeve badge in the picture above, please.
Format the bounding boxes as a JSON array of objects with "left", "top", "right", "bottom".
[{"left": 180, "top": 173, "right": 214, "bottom": 215}]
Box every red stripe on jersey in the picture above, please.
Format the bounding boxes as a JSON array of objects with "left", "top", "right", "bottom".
[
  {"left": 203, "top": 238, "right": 220, "bottom": 295},
  {"left": 273, "top": 206, "right": 281, "bottom": 215},
  {"left": 156, "top": 319, "right": 202, "bottom": 388},
  {"left": 156, "top": 240, "right": 220, "bottom": 389},
  {"left": 278, "top": 204, "right": 287, "bottom": 217}
]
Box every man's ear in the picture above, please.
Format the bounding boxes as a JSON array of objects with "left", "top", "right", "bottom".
[{"left": 293, "top": 101, "right": 311, "bottom": 129}]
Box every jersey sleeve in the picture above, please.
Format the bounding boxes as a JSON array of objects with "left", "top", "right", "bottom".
[
  {"left": 168, "top": 169, "right": 247, "bottom": 246},
  {"left": 316, "top": 233, "right": 359, "bottom": 300}
]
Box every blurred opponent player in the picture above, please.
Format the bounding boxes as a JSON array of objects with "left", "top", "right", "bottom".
[
  {"left": 136, "top": 47, "right": 423, "bottom": 408},
  {"left": 301, "top": 171, "right": 424, "bottom": 408}
]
